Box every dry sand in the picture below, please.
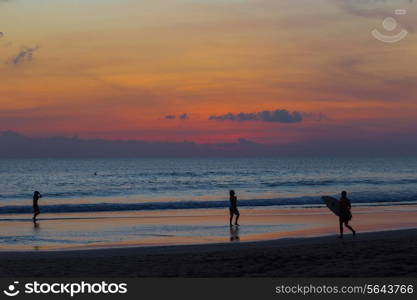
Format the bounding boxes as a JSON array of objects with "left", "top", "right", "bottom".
[{"left": 1, "top": 228, "right": 417, "bottom": 277}]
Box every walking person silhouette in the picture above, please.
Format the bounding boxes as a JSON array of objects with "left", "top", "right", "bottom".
[
  {"left": 32, "top": 191, "right": 42, "bottom": 222},
  {"left": 229, "top": 190, "right": 240, "bottom": 227}
]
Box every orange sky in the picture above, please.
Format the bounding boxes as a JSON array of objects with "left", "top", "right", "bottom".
[{"left": 0, "top": 0, "right": 416, "bottom": 144}]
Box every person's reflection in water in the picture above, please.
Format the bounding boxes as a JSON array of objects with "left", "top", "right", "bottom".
[
  {"left": 32, "top": 222, "right": 40, "bottom": 251},
  {"left": 229, "top": 225, "right": 240, "bottom": 242},
  {"left": 33, "top": 221, "right": 40, "bottom": 230}
]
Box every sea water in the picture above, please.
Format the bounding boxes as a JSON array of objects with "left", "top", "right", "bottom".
[
  {"left": 1, "top": 157, "right": 417, "bottom": 250},
  {"left": 1, "top": 157, "right": 416, "bottom": 214}
]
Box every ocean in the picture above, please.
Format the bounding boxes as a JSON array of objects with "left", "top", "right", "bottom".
[{"left": 1, "top": 157, "right": 417, "bottom": 214}]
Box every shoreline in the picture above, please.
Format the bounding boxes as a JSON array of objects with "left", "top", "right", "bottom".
[
  {"left": 1, "top": 226, "right": 416, "bottom": 254},
  {"left": 0, "top": 226, "right": 415, "bottom": 254},
  {"left": 1, "top": 228, "right": 417, "bottom": 277},
  {"left": 2, "top": 204, "right": 417, "bottom": 251}
]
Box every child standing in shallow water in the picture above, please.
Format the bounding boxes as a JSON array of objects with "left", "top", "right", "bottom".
[{"left": 229, "top": 190, "right": 240, "bottom": 227}]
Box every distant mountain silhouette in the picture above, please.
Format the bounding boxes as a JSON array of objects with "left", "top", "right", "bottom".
[
  {"left": 0, "top": 131, "right": 416, "bottom": 158},
  {"left": 0, "top": 131, "right": 270, "bottom": 158}
]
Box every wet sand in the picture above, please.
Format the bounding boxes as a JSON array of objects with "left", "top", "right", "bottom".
[
  {"left": 1, "top": 205, "right": 417, "bottom": 277},
  {"left": 2, "top": 205, "right": 417, "bottom": 251}
]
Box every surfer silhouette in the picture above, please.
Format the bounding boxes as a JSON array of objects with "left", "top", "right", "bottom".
[
  {"left": 32, "top": 191, "right": 42, "bottom": 222},
  {"left": 229, "top": 190, "right": 240, "bottom": 226},
  {"left": 339, "top": 191, "right": 356, "bottom": 238}
]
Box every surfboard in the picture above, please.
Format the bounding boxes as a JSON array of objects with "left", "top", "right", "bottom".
[{"left": 322, "top": 196, "right": 340, "bottom": 216}]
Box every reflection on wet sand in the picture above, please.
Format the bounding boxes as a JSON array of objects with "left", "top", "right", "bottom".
[
  {"left": 230, "top": 226, "right": 240, "bottom": 242},
  {"left": 1, "top": 205, "right": 417, "bottom": 251},
  {"left": 33, "top": 221, "right": 40, "bottom": 230}
]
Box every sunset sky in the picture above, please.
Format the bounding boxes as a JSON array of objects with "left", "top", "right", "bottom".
[{"left": 0, "top": 0, "right": 416, "bottom": 145}]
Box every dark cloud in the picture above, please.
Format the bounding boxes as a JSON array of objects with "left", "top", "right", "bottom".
[
  {"left": 335, "top": 0, "right": 417, "bottom": 31},
  {"left": 9, "top": 46, "right": 39, "bottom": 65},
  {"left": 209, "top": 109, "right": 306, "bottom": 123},
  {"left": 335, "top": 0, "right": 392, "bottom": 19},
  {"left": 164, "top": 113, "right": 189, "bottom": 120},
  {"left": 179, "top": 113, "right": 188, "bottom": 120}
]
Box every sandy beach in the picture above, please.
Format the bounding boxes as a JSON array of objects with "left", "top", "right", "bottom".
[
  {"left": 1, "top": 204, "right": 417, "bottom": 277},
  {"left": 1, "top": 228, "right": 417, "bottom": 277},
  {"left": 2, "top": 204, "right": 417, "bottom": 251}
]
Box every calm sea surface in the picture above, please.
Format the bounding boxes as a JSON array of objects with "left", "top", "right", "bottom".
[{"left": 1, "top": 157, "right": 417, "bottom": 214}]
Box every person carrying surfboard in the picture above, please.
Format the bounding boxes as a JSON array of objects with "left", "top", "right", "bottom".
[{"left": 339, "top": 191, "right": 356, "bottom": 238}]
